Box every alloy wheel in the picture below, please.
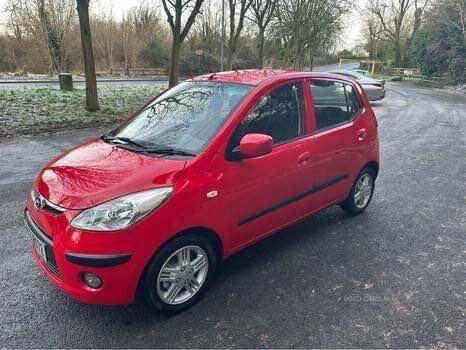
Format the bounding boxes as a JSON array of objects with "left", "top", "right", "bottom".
[
  {"left": 156, "top": 245, "right": 209, "bottom": 305},
  {"left": 354, "top": 173, "right": 373, "bottom": 209}
]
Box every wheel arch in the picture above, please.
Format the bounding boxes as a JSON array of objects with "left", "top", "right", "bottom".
[
  {"left": 363, "top": 161, "right": 379, "bottom": 179},
  {"left": 135, "top": 226, "right": 224, "bottom": 302},
  {"left": 172, "top": 226, "right": 224, "bottom": 262}
]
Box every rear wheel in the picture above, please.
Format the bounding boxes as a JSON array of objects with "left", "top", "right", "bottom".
[
  {"left": 143, "top": 234, "right": 217, "bottom": 313},
  {"left": 340, "top": 168, "right": 375, "bottom": 215}
]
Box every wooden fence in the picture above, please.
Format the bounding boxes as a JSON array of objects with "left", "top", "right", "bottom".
[
  {"left": 96, "top": 67, "right": 167, "bottom": 77},
  {"left": 391, "top": 67, "right": 446, "bottom": 87}
]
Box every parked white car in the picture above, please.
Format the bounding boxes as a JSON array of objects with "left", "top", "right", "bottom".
[{"left": 330, "top": 70, "right": 386, "bottom": 101}]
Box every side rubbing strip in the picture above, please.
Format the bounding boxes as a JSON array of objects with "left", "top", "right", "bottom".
[
  {"left": 238, "top": 174, "right": 348, "bottom": 226},
  {"left": 65, "top": 253, "right": 131, "bottom": 267}
]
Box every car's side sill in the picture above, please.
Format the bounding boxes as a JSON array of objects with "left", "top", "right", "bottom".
[{"left": 238, "top": 174, "right": 349, "bottom": 226}]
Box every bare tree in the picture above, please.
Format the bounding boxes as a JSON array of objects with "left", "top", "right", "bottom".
[
  {"left": 274, "top": 0, "right": 349, "bottom": 69},
  {"left": 93, "top": 13, "right": 117, "bottom": 69},
  {"left": 362, "top": 14, "right": 385, "bottom": 59},
  {"left": 226, "top": 0, "right": 252, "bottom": 70},
  {"left": 191, "top": 1, "right": 223, "bottom": 61},
  {"left": 274, "top": 0, "right": 308, "bottom": 68},
  {"left": 249, "top": 0, "right": 278, "bottom": 68},
  {"left": 305, "top": 0, "right": 349, "bottom": 70},
  {"left": 5, "top": 0, "right": 75, "bottom": 73},
  {"left": 121, "top": 14, "right": 132, "bottom": 75},
  {"left": 368, "top": 0, "right": 412, "bottom": 67},
  {"left": 37, "top": 0, "right": 74, "bottom": 72},
  {"left": 161, "top": 0, "right": 205, "bottom": 87},
  {"left": 76, "top": 0, "right": 99, "bottom": 111},
  {"left": 120, "top": 2, "right": 162, "bottom": 73},
  {"left": 404, "top": 0, "right": 430, "bottom": 65}
]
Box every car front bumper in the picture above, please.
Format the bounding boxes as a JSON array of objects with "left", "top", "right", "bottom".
[{"left": 24, "top": 208, "right": 145, "bottom": 305}]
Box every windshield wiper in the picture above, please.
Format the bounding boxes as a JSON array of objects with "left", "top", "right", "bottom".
[
  {"left": 101, "top": 135, "right": 148, "bottom": 150},
  {"left": 102, "top": 135, "right": 195, "bottom": 157},
  {"left": 145, "top": 147, "right": 196, "bottom": 157}
]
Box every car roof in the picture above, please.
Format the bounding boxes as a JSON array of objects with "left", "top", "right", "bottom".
[
  {"left": 193, "top": 69, "right": 354, "bottom": 86},
  {"left": 330, "top": 70, "right": 380, "bottom": 83},
  {"left": 330, "top": 70, "right": 359, "bottom": 77}
]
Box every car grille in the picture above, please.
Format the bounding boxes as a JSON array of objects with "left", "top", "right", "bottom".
[
  {"left": 24, "top": 211, "right": 61, "bottom": 279},
  {"left": 42, "top": 203, "right": 64, "bottom": 215},
  {"left": 32, "top": 190, "right": 66, "bottom": 215}
]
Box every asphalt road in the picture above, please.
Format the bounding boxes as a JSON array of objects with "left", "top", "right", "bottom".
[{"left": 0, "top": 83, "right": 465, "bottom": 348}]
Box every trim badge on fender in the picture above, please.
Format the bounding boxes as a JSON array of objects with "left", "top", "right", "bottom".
[{"left": 206, "top": 190, "right": 218, "bottom": 198}]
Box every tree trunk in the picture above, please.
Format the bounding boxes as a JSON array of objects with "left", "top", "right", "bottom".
[
  {"left": 294, "top": 43, "right": 305, "bottom": 70},
  {"left": 38, "top": 0, "right": 61, "bottom": 73},
  {"left": 76, "top": 0, "right": 99, "bottom": 111},
  {"left": 257, "top": 28, "right": 265, "bottom": 68},
  {"left": 226, "top": 46, "right": 234, "bottom": 71},
  {"left": 168, "top": 39, "right": 181, "bottom": 88},
  {"left": 394, "top": 32, "right": 402, "bottom": 67},
  {"left": 123, "top": 30, "right": 129, "bottom": 75}
]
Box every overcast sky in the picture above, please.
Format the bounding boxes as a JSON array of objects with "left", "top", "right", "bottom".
[{"left": 0, "top": 0, "right": 365, "bottom": 49}]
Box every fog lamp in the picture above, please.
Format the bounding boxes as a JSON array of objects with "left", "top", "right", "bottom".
[{"left": 82, "top": 272, "right": 102, "bottom": 289}]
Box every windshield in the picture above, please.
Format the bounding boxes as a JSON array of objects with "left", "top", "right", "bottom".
[{"left": 111, "top": 81, "right": 252, "bottom": 154}]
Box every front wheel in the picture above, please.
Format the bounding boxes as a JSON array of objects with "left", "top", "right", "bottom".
[
  {"left": 143, "top": 234, "right": 217, "bottom": 313},
  {"left": 340, "top": 168, "right": 375, "bottom": 215}
]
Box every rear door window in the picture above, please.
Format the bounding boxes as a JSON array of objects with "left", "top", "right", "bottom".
[
  {"left": 310, "top": 80, "right": 361, "bottom": 131},
  {"left": 345, "top": 84, "right": 361, "bottom": 115}
]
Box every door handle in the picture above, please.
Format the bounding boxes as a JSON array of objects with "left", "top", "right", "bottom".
[
  {"left": 357, "top": 128, "right": 367, "bottom": 141},
  {"left": 297, "top": 152, "right": 311, "bottom": 164}
]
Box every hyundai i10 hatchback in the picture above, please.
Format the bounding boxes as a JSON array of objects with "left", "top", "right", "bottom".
[{"left": 25, "top": 70, "right": 379, "bottom": 312}]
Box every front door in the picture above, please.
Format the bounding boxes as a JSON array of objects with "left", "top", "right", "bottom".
[{"left": 220, "top": 81, "right": 314, "bottom": 250}]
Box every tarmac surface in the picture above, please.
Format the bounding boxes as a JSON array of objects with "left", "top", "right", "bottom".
[{"left": 0, "top": 82, "right": 465, "bottom": 348}]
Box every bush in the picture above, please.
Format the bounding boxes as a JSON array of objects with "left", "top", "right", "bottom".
[
  {"left": 180, "top": 50, "right": 220, "bottom": 76},
  {"left": 448, "top": 55, "right": 465, "bottom": 85},
  {"left": 140, "top": 39, "right": 169, "bottom": 69}
]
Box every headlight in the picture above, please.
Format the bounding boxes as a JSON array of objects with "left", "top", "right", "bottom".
[{"left": 71, "top": 187, "right": 173, "bottom": 231}]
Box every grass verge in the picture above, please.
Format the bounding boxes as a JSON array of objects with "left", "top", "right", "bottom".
[{"left": 0, "top": 84, "right": 165, "bottom": 139}]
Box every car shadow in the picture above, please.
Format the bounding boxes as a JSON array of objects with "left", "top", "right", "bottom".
[{"left": 218, "top": 207, "right": 350, "bottom": 278}]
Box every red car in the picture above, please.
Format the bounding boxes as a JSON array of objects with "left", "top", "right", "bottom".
[{"left": 25, "top": 70, "right": 379, "bottom": 312}]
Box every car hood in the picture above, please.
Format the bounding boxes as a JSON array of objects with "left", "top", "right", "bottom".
[{"left": 34, "top": 139, "right": 187, "bottom": 210}]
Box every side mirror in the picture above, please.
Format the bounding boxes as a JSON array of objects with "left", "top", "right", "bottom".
[{"left": 238, "top": 133, "right": 273, "bottom": 159}]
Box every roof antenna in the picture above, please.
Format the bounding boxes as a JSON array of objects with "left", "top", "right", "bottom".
[{"left": 208, "top": 72, "right": 217, "bottom": 80}]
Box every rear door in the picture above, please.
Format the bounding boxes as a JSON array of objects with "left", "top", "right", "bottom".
[{"left": 303, "top": 78, "right": 367, "bottom": 207}]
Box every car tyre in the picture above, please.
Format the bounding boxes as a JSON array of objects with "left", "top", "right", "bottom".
[
  {"left": 143, "top": 234, "right": 217, "bottom": 313},
  {"left": 340, "top": 167, "right": 375, "bottom": 216}
]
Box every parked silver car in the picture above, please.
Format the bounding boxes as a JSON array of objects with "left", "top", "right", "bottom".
[{"left": 330, "top": 70, "right": 386, "bottom": 101}]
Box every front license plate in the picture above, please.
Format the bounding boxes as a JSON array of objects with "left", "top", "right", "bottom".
[{"left": 30, "top": 232, "right": 47, "bottom": 262}]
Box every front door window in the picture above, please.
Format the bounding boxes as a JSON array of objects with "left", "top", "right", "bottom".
[{"left": 232, "top": 83, "right": 305, "bottom": 148}]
